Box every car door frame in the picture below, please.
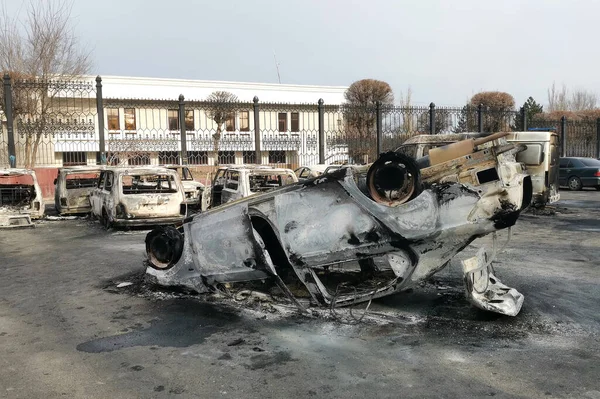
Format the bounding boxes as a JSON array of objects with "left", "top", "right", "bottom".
[{"left": 220, "top": 170, "right": 242, "bottom": 204}]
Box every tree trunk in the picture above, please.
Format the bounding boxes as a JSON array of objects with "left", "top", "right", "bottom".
[{"left": 212, "top": 124, "right": 222, "bottom": 165}]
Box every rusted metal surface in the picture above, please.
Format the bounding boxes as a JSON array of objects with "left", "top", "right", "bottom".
[
  {"left": 147, "top": 136, "right": 532, "bottom": 316},
  {"left": 90, "top": 167, "right": 186, "bottom": 228},
  {"left": 0, "top": 168, "right": 45, "bottom": 228},
  {"left": 54, "top": 166, "right": 105, "bottom": 215}
]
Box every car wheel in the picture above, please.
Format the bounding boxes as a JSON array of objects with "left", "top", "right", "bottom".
[
  {"left": 567, "top": 176, "right": 583, "bottom": 191},
  {"left": 101, "top": 208, "right": 112, "bottom": 230},
  {"left": 595, "top": 186, "right": 600, "bottom": 191}
]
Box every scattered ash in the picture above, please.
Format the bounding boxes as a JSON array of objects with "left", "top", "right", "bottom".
[{"left": 100, "top": 266, "right": 575, "bottom": 342}]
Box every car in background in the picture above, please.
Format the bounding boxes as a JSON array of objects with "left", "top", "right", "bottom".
[
  {"left": 159, "top": 164, "right": 210, "bottom": 212},
  {"left": 0, "top": 168, "right": 44, "bottom": 228},
  {"left": 294, "top": 165, "right": 329, "bottom": 182},
  {"left": 90, "top": 167, "right": 186, "bottom": 228},
  {"left": 400, "top": 131, "right": 560, "bottom": 206},
  {"left": 211, "top": 165, "right": 298, "bottom": 207},
  {"left": 54, "top": 166, "right": 104, "bottom": 215},
  {"left": 558, "top": 157, "right": 600, "bottom": 190}
]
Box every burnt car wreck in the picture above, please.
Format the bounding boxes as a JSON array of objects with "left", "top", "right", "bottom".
[
  {"left": 146, "top": 132, "right": 532, "bottom": 316},
  {"left": 0, "top": 168, "right": 45, "bottom": 228}
]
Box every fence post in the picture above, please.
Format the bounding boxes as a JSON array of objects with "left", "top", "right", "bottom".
[
  {"left": 596, "top": 118, "right": 600, "bottom": 159},
  {"left": 429, "top": 102, "right": 436, "bottom": 135},
  {"left": 477, "top": 104, "right": 484, "bottom": 133},
  {"left": 178, "top": 94, "right": 187, "bottom": 165},
  {"left": 3, "top": 74, "right": 16, "bottom": 168},
  {"left": 253, "top": 96, "right": 261, "bottom": 164},
  {"left": 560, "top": 116, "right": 567, "bottom": 157},
  {"left": 318, "top": 98, "right": 325, "bottom": 164},
  {"left": 521, "top": 106, "right": 528, "bottom": 131},
  {"left": 95, "top": 76, "right": 106, "bottom": 165},
  {"left": 375, "top": 101, "right": 383, "bottom": 155}
]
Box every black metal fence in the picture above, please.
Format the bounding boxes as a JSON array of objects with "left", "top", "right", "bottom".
[{"left": 2, "top": 74, "right": 600, "bottom": 174}]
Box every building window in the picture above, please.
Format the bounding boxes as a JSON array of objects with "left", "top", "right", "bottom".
[
  {"left": 158, "top": 151, "right": 180, "bottom": 165},
  {"left": 107, "top": 109, "right": 119, "bottom": 131},
  {"left": 278, "top": 113, "right": 287, "bottom": 132},
  {"left": 185, "top": 110, "right": 194, "bottom": 132},
  {"left": 225, "top": 113, "right": 235, "bottom": 132},
  {"left": 240, "top": 111, "right": 250, "bottom": 132},
  {"left": 268, "top": 150, "right": 286, "bottom": 164},
  {"left": 128, "top": 153, "right": 150, "bottom": 166},
  {"left": 188, "top": 151, "right": 208, "bottom": 165},
  {"left": 242, "top": 151, "right": 255, "bottom": 164},
  {"left": 218, "top": 151, "right": 235, "bottom": 164},
  {"left": 124, "top": 108, "right": 136, "bottom": 130},
  {"left": 291, "top": 112, "right": 299, "bottom": 132},
  {"left": 62, "top": 152, "right": 87, "bottom": 166},
  {"left": 168, "top": 110, "right": 179, "bottom": 131}
]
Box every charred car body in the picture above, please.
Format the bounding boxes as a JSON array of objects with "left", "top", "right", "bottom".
[
  {"left": 400, "top": 131, "right": 559, "bottom": 206},
  {"left": 159, "top": 165, "right": 210, "bottom": 212},
  {"left": 146, "top": 133, "right": 532, "bottom": 316},
  {"left": 54, "top": 166, "right": 104, "bottom": 215},
  {"left": 90, "top": 167, "right": 186, "bottom": 228},
  {"left": 0, "top": 168, "right": 44, "bottom": 228},
  {"left": 211, "top": 165, "right": 298, "bottom": 207}
]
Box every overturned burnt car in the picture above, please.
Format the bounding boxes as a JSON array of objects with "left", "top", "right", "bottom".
[
  {"left": 146, "top": 132, "right": 532, "bottom": 316},
  {"left": 0, "top": 168, "right": 45, "bottom": 228}
]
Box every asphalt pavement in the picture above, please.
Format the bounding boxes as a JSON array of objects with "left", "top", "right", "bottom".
[{"left": 0, "top": 190, "right": 599, "bottom": 399}]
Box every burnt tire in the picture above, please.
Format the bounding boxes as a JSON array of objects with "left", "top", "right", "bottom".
[
  {"left": 568, "top": 176, "right": 583, "bottom": 191},
  {"left": 146, "top": 226, "right": 184, "bottom": 270},
  {"left": 367, "top": 152, "right": 422, "bottom": 206}
]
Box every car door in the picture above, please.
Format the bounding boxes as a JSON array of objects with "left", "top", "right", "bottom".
[
  {"left": 220, "top": 170, "right": 240, "bottom": 204},
  {"left": 100, "top": 171, "right": 115, "bottom": 219},
  {"left": 90, "top": 171, "right": 106, "bottom": 216},
  {"left": 298, "top": 168, "right": 312, "bottom": 182},
  {"left": 211, "top": 168, "right": 226, "bottom": 206},
  {"left": 558, "top": 158, "right": 569, "bottom": 186}
]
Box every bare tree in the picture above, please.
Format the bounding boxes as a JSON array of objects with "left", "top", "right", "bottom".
[
  {"left": 569, "top": 89, "right": 597, "bottom": 112},
  {"left": 0, "top": 0, "right": 91, "bottom": 168},
  {"left": 547, "top": 82, "right": 569, "bottom": 113},
  {"left": 343, "top": 79, "right": 394, "bottom": 163},
  {"left": 205, "top": 91, "right": 239, "bottom": 165},
  {"left": 547, "top": 82, "right": 597, "bottom": 113},
  {"left": 398, "top": 87, "right": 414, "bottom": 133}
]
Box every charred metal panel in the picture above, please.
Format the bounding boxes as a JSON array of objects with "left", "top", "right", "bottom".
[{"left": 0, "top": 168, "right": 44, "bottom": 227}]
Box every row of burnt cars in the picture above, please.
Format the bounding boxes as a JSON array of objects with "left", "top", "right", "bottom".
[
  {"left": 1, "top": 131, "right": 559, "bottom": 317},
  {"left": 0, "top": 163, "right": 301, "bottom": 228}
]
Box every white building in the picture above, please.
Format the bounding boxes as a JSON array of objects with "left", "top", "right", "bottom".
[{"left": 1, "top": 75, "right": 348, "bottom": 170}]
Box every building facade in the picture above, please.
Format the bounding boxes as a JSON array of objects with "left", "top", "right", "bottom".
[{"left": 3, "top": 75, "right": 349, "bottom": 170}]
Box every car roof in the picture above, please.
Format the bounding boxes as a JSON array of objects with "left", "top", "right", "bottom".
[
  {"left": 0, "top": 168, "right": 36, "bottom": 176},
  {"left": 104, "top": 166, "right": 178, "bottom": 175},
  {"left": 296, "top": 165, "right": 330, "bottom": 172},
  {"left": 59, "top": 166, "right": 106, "bottom": 173},
  {"left": 221, "top": 165, "right": 294, "bottom": 173}
]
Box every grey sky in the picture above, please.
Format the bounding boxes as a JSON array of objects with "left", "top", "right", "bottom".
[{"left": 4, "top": 0, "right": 598, "bottom": 106}]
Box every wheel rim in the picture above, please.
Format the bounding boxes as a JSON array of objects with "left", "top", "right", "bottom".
[{"left": 569, "top": 178, "right": 580, "bottom": 189}]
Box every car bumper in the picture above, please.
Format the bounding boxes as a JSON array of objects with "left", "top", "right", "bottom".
[
  {"left": 57, "top": 206, "right": 92, "bottom": 215},
  {"left": 112, "top": 215, "right": 184, "bottom": 227},
  {"left": 581, "top": 177, "right": 600, "bottom": 187}
]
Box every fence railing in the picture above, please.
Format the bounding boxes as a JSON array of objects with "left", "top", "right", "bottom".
[{"left": 2, "top": 74, "right": 600, "bottom": 172}]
